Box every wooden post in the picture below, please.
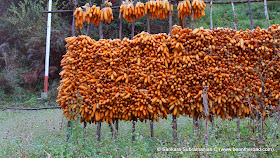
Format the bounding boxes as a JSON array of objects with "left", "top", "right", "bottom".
[
  {"left": 258, "top": 84, "right": 265, "bottom": 141},
  {"left": 115, "top": 119, "right": 119, "bottom": 138},
  {"left": 83, "top": 122, "right": 87, "bottom": 141},
  {"left": 150, "top": 120, "right": 154, "bottom": 139},
  {"left": 262, "top": 116, "right": 264, "bottom": 136},
  {"left": 264, "top": 0, "right": 270, "bottom": 27},
  {"left": 147, "top": 5, "right": 153, "bottom": 137},
  {"left": 168, "top": 0, "right": 172, "bottom": 35},
  {"left": 178, "top": 1, "right": 184, "bottom": 28},
  {"left": 131, "top": 18, "right": 135, "bottom": 39},
  {"left": 66, "top": 120, "right": 71, "bottom": 141},
  {"left": 97, "top": 120, "right": 102, "bottom": 142},
  {"left": 247, "top": 0, "right": 253, "bottom": 30},
  {"left": 172, "top": 115, "right": 177, "bottom": 141},
  {"left": 99, "top": 22, "right": 103, "bottom": 39},
  {"left": 211, "top": 114, "right": 215, "bottom": 128},
  {"left": 191, "top": 7, "right": 194, "bottom": 30},
  {"left": 257, "top": 113, "right": 262, "bottom": 140},
  {"left": 131, "top": 0, "right": 137, "bottom": 39},
  {"left": 119, "top": 12, "right": 123, "bottom": 39},
  {"left": 147, "top": 0, "right": 150, "bottom": 33},
  {"left": 86, "top": 0, "right": 92, "bottom": 36},
  {"left": 146, "top": 3, "right": 153, "bottom": 140},
  {"left": 252, "top": 117, "right": 255, "bottom": 133},
  {"left": 60, "top": 115, "right": 64, "bottom": 130},
  {"left": 180, "top": 18, "right": 184, "bottom": 29},
  {"left": 72, "top": 0, "right": 77, "bottom": 36},
  {"left": 193, "top": 115, "right": 197, "bottom": 135},
  {"left": 237, "top": 113, "right": 240, "bottom": 145},
  {"left": 99, "top": 0, "right": 104, "bottom": 39},
  {"left": 278, "top": 100, "right": 280, "bottom": 125},
  {"left": 132, "top": 120, "right": 136, "bottom": 141},
  {"left": 203, "top": 86, "right": 209, "bottom": 158},
  {"left": 108, "top": 122, "right": 115, "bottom": 137},
  {"left": 147, "top": 14, "right": 150, "bottom": 33},
  {"left": 210, "top": 0, "right": 213, "bottom": 29},
  {"left": 231, "top": 0, "right": 238, "bottom": 30},
  {"left": 193, "top": 115, "right": 200, "bottom": 157}
]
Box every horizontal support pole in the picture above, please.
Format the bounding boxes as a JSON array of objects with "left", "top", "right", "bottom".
[
  {"left": 203, "top": 0, "right": 279, "bottom": 4},
  {"left": 41, "top": 0, "right": 280, "bottom": 13},
  {"left": 6, "top": 106, "right": 61, "bottom": 110},
  {"left": 41, "top": 10, "right": 74, "bottom": 13}
]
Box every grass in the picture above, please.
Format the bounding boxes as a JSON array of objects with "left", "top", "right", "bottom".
[
  {"left": 0, "top": 80, "right": 59, "bottom": 108},
  {"left": 0, "top": 109, "right": 279, "bottom": 157}
]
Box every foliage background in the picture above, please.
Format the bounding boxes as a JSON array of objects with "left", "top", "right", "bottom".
[{"left": 0, "top": 0, "right": 279, "bottom": 106}]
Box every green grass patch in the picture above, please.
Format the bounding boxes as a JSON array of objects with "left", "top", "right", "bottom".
[{"left": 0, "top": 109, "right": 279, "bottom": 157}]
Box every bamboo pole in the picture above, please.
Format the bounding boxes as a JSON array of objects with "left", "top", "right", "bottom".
[
  {"left": 264, "top": 0, "right": 270, "bottom": 27},
  {"left": 203, "top": 86, "right": 209, "bottom": 158},
  {"left": 169, "top": 0, "right": 172, "bottom": 35},
  {"left": 247, "top": 0, "right": 254, "bottom": 30},
  {"left": 231, "top": 0, "right": 238, "bottom": 30},
  {"left": 210, "top": 0, "right": 213, "bottom": 29}
]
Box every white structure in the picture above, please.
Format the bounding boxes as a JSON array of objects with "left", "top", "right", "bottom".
[{"left": 43, "top": 0, "right": 52, "bottom": 98}]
